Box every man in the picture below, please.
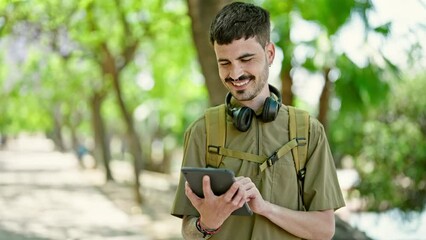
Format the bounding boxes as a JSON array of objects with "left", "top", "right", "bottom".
[{"left": 171, "top": 2, "right": 345, "bottom": 239}]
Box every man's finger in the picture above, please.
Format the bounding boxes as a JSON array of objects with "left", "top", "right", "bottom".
[
  {"left": 224, "top": 182, "right": 240, "bottom": 202},
  {"left": 202, "top": 175, "right": 214, "bottom": 198},
  {"left": 185, "top": 181, "right": 201, "bottom": 201}
]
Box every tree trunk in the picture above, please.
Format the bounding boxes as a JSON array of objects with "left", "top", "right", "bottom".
[
  {"left": 68, "top": 119, "right": 85, "bottom": 168},
  {"left": 101, "top": 43, "right": 143, "bottom": 204},
  {"left": 281, "top": 66, "right": 293, "bottom": 106},
  {"left": 52, "top": 104, "right": 66, "bottom": 152},
  {"left": 162, "top": 145, "right": 172, "bottom": 174},
  {"left": 111, "top": 72, "right": 143, "bottom": 204},
  {"left": 126, "top": 128, "right": 143, "bottom": 204},
  {"left": 187, "top": 0, "right": 231, "bottom": 106},
  {"left": 86, "top": 1, "right": 142, "bottom": 201},
  {"left": 90, "top": 92, "right": 113, "bottom": 180},
  {"left": 276, "top": 17, "right": 294, "bottom": 106},
  {"left": 318, "top": 68, "right": 332, "bottom": 130}
]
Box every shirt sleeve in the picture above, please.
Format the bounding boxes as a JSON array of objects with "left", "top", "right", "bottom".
[
  {"left": 303, "top": 118, "right": 346, "bottom": 211},
  {"left": 171, "top": 117, "right": 206, "bottom": 218}
]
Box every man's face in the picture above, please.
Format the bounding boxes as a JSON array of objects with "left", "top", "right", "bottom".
[{"left": 214, "top": 37, "right": 275, "bottom": 104}]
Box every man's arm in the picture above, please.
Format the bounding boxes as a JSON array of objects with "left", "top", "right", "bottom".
[
  {"left": 182, "top": 216, "right": 211, "bottom": 239},
  {"left": 243, "top": 177, "right": 335, "bottom": 239},
  {"left": 260, "top": 204, "right": 335, "bottom": 239}
]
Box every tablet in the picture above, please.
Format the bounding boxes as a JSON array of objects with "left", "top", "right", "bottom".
[{"left": 181, "top": 167, "right": 253, "bottom": 216}]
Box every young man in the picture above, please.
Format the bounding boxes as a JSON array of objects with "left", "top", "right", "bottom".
[{"left": 171, "top": 2, "right": 345, "bottom": 239}]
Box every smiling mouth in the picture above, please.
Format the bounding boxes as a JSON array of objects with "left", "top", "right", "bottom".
[
  {"left": 231, "top": 80, "right": 249, "bottom": 86},
  {"left": 225, "top": 75, "right": 254, "bottom": 87}
]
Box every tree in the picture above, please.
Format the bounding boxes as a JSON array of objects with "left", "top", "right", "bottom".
[
  {"left": 0, "top": 1, "right": 92, "bottom": 153},
  {"left": 353, "top": 75, "right": 426, "bottom": 213},
  {"left": 264, "top": 0, "right": 393, "bottom": 131},
  {"left": 69, "top": 0, "right": 160, "bottom": 203},
  {"left": 0, "top": 0, "right": 127, "bottom": 194},
  {"left": 187, "top": 0, "right": 231, "bottom": 106}
]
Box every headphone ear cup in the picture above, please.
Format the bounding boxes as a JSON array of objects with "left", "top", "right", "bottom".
[
  {"left": 261, "top": 97, "right": 279, "bottom": 122},
  {"left": 233, "top": 107, "right": 253, "bottom": 132}
]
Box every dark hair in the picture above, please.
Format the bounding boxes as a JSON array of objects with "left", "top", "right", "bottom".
[{"left": 209, "top": 2, "right": 270, "bottom": 47}]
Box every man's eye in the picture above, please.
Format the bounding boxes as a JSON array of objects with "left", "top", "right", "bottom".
[
  {"left": 241, "top": 58, "right": 252, "bottom": 62},
  {"left": 220, "top": 62, "right": 230, "bottom": 66}
]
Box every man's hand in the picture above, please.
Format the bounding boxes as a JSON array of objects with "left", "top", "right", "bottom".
[
  {"left": 234, "top": 176, "right": 268, "bottom": 215},
  {"left": 185, "top": 175, "right": 247, "bottom": 229}
]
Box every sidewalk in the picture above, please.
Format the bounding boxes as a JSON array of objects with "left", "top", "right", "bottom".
[{"left": 0, "top": 135, "right": 180, "bottom": 240}]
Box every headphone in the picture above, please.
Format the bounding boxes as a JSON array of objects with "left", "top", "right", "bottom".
[{"left": 225, "top": 84, "right": 282, "bottom": 132}]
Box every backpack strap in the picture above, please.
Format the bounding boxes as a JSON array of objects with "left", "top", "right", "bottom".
[
  {"left": 288, "top": 106, "right": 310, "bottom": 211},
  {"left": 205, "top": 105, "right": 266, "bottom": 167},
  {"left": 205, "top": 104, "right": 310, "bottom": 210},
  {"left": 205, "top": 105, "right": 306, "bottom": 173},
  {"left": 258, "top": 139, "right": 298, "bottom": 172},
  {"left": 205, "top": 105, "right": 227, "bottom": 168}
]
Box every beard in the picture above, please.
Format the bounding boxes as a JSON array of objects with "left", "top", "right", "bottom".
[{"left": 233, "top": 63, "right": 269, "bottom": 102}]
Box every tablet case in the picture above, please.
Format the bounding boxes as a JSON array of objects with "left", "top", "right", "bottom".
[{"left": 181, "top": 167, "right": 253, "bottom": 216}]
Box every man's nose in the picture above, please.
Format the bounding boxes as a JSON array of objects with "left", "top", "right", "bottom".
[{"left": 229, "top": 63, "right": 243, "bottom": 80}]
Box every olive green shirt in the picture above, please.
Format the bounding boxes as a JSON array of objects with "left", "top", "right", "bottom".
[{"left": 171, "top": 105, "right": 345, "bottom": 239}]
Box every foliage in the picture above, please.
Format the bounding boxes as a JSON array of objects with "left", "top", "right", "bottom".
[
  {"left": 260, "top": 0, "right": 396, "bottom": 158},
  {"left": 257, "top": 0, "right": 426, "bottom": 214},
  {"left": 352, "top": 75, "right": 426, "bottom": 212},
  {"left": 328, "top": 53, "right": 392, "bottom": 159},
  {"left": 0, "top": 0, "right": 207, "bottom": 145},
  {"left": 296, "top": 0, "right": 355, "bottom": 35}
]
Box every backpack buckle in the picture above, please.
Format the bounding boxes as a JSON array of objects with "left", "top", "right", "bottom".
[
  {"left": 296, "top": 137, "right": 307, "bottom": 146},
  {"left": 298, "top": 167, "right": 306, "bottom": 181},
  {"left": 208, "top": 145, "right": 220, "bottom": 154},
  {"left": 267, "top": 151, "right": 279, "bottom": 167}
]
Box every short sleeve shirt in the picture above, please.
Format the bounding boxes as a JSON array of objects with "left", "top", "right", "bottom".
[{"left": 171, "top": 105, "right": 345, "bottom": 239}]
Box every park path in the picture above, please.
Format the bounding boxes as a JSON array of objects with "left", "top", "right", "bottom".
[
  {"left": 3, "top": 134, "right": 426, "bottom": 240},
  {"left": 0, "top": 135, "right": 156, "bottom": 240}
]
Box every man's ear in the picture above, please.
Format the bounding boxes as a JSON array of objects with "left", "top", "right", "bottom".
[{"left": 266, "top": 42, "right": 275, "bottom": 66}]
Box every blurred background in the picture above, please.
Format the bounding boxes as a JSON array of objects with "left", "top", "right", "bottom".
[{"left": 0, "top": 0, "right": 425, "bottom": 239}]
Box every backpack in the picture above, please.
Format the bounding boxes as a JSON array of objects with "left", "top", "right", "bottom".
[{"left": 204, "top": 104, "right": 310, "bottom": 210}]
